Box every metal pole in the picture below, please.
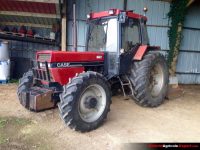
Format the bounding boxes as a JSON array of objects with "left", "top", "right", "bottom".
[
  {"left": 73, "top": 3, "right": 77, "bottom": 51},
  {"left": 123, "top": 0, "right": 127, "bottom": 10}
]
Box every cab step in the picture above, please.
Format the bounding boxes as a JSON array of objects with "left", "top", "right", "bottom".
[{"left": 118, "top": 75, "right": 134, "bottom": 98}]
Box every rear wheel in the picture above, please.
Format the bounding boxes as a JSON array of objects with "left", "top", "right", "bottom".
[
  {"left": 58, "top": 71, "right": 111, "bottom": 132},
  {"left": 129, "top": 52, "right": 169, "bottom": 107}
]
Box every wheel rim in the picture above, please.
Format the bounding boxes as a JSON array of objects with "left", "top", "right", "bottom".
[
  {"left": 149, "top": 63, "right": 164, "bottom": 97},
  {"left": 78, "top": 84, "right": 107, "bottom": 123}
]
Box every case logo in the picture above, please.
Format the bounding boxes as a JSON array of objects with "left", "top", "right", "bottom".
[{"left": 57, "top": 62, "right": 70, "bottom": 68}]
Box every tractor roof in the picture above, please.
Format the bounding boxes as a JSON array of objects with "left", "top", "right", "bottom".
[{"left": 88, "top": 9, "right": 147, "bottom": 21}]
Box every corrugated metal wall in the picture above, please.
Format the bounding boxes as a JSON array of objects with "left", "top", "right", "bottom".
[
  {"left": 5, "top": 26, "right": 59, "bottom": 78},
  {"left": 67, "top": 0, "right": 170, "bottom": 51},
  {"left": 8, "top": 27, "right": 58, "bottom": 59},
  {"left": 176, "top": 2, "right": 200, "bottom": 84}
]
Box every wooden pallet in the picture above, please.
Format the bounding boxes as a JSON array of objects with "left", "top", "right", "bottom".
[
  {"left": 0, "top": 80, "right": 9, "bottom": 84},
  {"left": 0, "top": 31, "right": 25, "bottom": 37},
  {"left": 0, "top": 31, "right": 56, "bottom": 44}
]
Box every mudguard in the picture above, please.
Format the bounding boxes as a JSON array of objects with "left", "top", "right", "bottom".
[{"left": 133, "top": 45, "right": 148, "bottom": 60}]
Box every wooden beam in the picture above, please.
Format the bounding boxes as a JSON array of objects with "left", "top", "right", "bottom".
[
  {"left": 61, "top": 17, "right": 67, "bottom": 51},
  {"left": 187, "top": 0, "right": 195, "bottom": 7},
  {"left": 0, "top": 22, "right": 52, "bottom": 28},
  {"left": 61, "top": 0, "right": 67, "bottom": 51},
  {"left": 14, "top": 0, "right": 61, "bottom": 4},
  {"left": 0, "top": 11, "right": 60, "bottom": 19}
]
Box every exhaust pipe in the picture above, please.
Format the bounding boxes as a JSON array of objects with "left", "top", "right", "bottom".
[{"left": 73, "top": 3, "right": 77, "bottom": 52}]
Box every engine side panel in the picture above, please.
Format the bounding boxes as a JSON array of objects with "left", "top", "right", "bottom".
[
  {"left": 50, "top": 67, "right": 84, "bottom": 86},
  {"left": 35, "top": 51, "right": 105, "bottom": 86}
]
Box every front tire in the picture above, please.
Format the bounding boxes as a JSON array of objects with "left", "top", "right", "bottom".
[
  {"left": 58, "top": 71, "right": 111, "bottom": 132},
  {"left": 129, "top": 52, "right": 169, "bottom": 107},
  {"left": 17, "top": 70, "right": 34, "bottom": 109}
]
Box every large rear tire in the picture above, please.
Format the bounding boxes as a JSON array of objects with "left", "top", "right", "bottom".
[
  {"left": 17, "top": 70, "right": 34, "bottom": 109},
  {"left": 58, "top": 71, "right": 111, "bottom": 132},
  {"left": 129, "top": 52, "right": 169, "bottom": 107}
]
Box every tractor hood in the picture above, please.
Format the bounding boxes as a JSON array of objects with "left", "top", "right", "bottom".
[{"left": 36, "top": 50, "right": 104, "bottom": 63}]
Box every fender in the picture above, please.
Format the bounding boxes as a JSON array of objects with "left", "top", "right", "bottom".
[{"left": 133, "top": 45, "right": 148, "bottom": 60}]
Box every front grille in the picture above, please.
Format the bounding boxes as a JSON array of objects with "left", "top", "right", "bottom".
[
  {"left": 38, "top": 54, "right": 51, "bottom": 62},
  {"left": 33, "top": 69, "right": 50, "bottom": 81},
  {"left": 33, "top": 61, "right": 52, "bottom": 82}
]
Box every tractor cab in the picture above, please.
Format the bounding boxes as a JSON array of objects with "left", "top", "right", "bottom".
[{"left": 86, "top": 9, "right": 149, "bottom": 78}]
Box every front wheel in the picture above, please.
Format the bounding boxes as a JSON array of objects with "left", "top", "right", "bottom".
[
  {"left": 129, "top": 52, "right": 169, "bottom": 107},
  {"left": 58, "top": 71, "right": 111, "bottom": 132},
  {"left": 17, "top": 70, "right": 34, "bottom": 109}
]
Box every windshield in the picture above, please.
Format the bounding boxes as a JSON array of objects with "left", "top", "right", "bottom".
[{"left": 87, "top": 18, "right": 118, "bottom": 52}]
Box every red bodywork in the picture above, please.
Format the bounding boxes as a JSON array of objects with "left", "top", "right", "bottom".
[
  {"left": 36, "top": 51, "right": 104, "bottom": 85},
  {"left": 89, "top": 9, "right": 147, "bottom": 21},
  {"left": 35, "top": 9, "right": 149, "bottom": 85},
  {"left": 134, "top": 45, "right": 148, "bottom": 60}
]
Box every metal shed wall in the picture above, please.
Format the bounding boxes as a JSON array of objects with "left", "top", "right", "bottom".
[
  {"left": 176, "top": 2, "right": 200, "bottom": 84},
  {"left": 67, "top": 0, "right": 170, "bottom": 51},
  {"left": 0, "top": 0, "right": 60, "bottom": 78}
]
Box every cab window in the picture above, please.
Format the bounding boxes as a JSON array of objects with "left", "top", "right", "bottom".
[{"left": 121, "top": 18, "right": 141, "bottom": 51}]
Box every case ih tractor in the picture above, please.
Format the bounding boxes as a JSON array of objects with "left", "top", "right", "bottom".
[{"left": 17, "top": 9, "right": 168, "bottom": 132}]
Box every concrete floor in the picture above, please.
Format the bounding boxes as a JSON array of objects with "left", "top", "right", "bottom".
[{"left": 0, "top": 84, "right": 200, "bottom": 150}]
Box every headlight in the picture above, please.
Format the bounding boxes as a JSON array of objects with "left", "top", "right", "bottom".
[
  {"left": 39, "top": 62, "right": 44, "bottom": 68},
  {"left": 39, "top": 62, "right": 51, "bottom": 68},
  {"left": 48, "top": 63, "right": 51, "bottom": 68}
]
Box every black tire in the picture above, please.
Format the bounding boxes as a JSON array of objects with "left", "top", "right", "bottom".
[
  {"left": 58, "top": 71, "right": 111, "bottom": 132},
  {"left": 17, "top": 70, "right": 33, "bottom": 98},
  {"left": 129, "top": 52, "right": 169, "bottom": 107}
]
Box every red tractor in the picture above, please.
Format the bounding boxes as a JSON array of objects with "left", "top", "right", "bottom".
[{"left": 17, "top": 9, "right": 169, "bottom": 132}]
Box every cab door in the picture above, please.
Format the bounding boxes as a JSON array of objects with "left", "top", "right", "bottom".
[
  {"left": 105, "top": 18, "right": 120, "bottom": 79},
  {"left": 119, "top": 18, "right": 141, "bottom": 74}
]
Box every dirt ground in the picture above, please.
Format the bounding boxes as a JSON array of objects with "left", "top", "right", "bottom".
[{"left": 0, "top": 84, "right": 200, "bottom": 150}]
